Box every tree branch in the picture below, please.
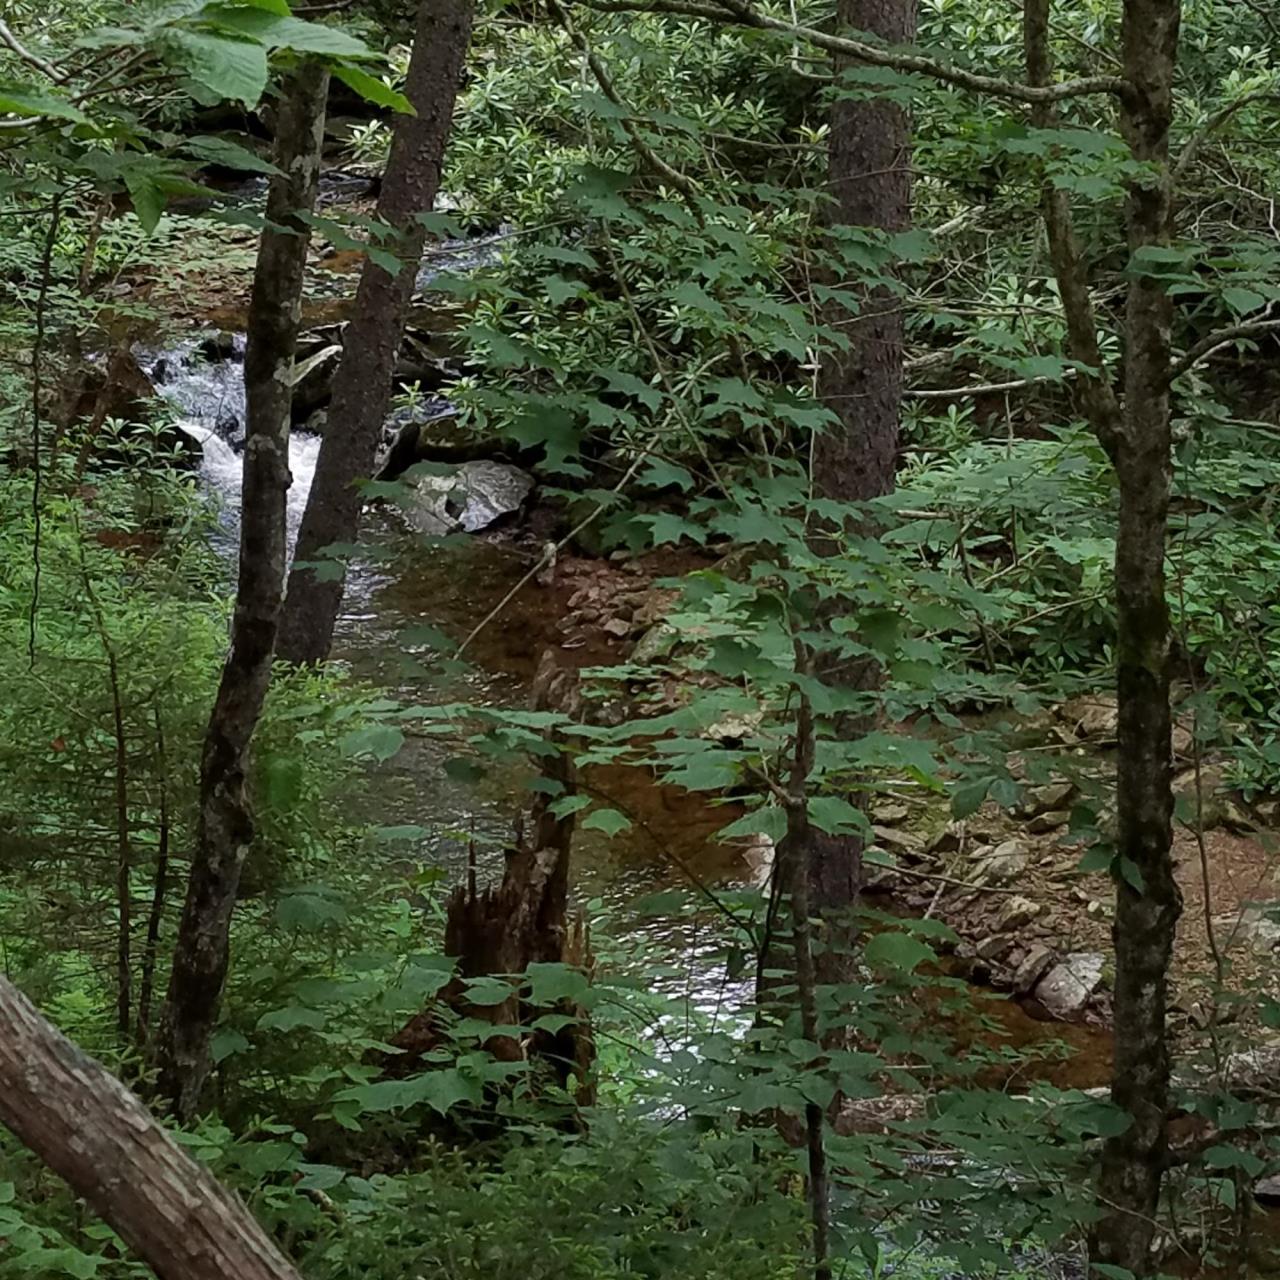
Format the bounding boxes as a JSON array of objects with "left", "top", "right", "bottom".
[
  {"left": 573, "top": 0, "right": 1131, "bottom": 104},
  {"left": 1173, "top": 86, "right": 1280, "bottom": 183},
  {"left": 905, "top": 368, "right": 1077, "bottom": 399},
  {"left": 1023, "top": 0, "right": 1122, "bottom": 459},
  {"left": 1240, "top": 0, "right": 1280, "bottom": 45},
  {"left": 548, "top": 0, "right": 702, "bottom": 202},
  {"left": 0, "top": 19, "right": 65, "bottom": 82},
  {"left": 0, "top": 978, "right": 305, "bottom": 1280},
  {"left": 1167, "top": 316, "right": 1280, "bottom": 383}
]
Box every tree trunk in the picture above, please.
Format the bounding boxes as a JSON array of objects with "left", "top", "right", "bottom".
[
  {"left": 1092, "top": 0, "right": 1183, "bottom": 1272},
  {"left": 781, "top": 689, "right": 832, "bottom": 1280},
  {"left": 277, "top": 0, "right": 477, "bottom": 666},
  {"left": 154, "top": 62, "right": 329, "bottom": 1120},
  {"left": 797, "top": 0, "right": 916, "bottom": 972},
  {"left": 818, "top": 0, "right": 916, "bottom": 506},
  {"left": 0, "top": 977, "right": 303, "bottom": 1280}
]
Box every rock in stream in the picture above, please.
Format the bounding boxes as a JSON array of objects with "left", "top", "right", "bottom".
[{"left": 399, "top": 460, "right": 534, "bottom": 535}]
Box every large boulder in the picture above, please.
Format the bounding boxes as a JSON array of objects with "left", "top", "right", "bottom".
[
  {"left": 400, "top": 460, "right": 534, "bottom": 535},
  {"left": 1033, "top": 952, "right": 1105, "bottom": 1020}
]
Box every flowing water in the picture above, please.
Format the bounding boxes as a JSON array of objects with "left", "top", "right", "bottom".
[
  {"left": 146, "top": 320, "right": 1128, "bottom": 1078},
  {"left": 147, "top": 336, "right": 753, "bottom": 1026}
]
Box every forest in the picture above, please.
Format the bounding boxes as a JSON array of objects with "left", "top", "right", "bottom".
[{"left": 1, "top": 0, "right": 1279, "bottom": 1275}]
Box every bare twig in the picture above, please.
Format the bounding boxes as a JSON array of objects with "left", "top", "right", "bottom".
[
  {"left": 875, "top": 860, "right": 1022, "bottom": 896},
  {"left": 1174, "top": 86, "right": 1280, "bottom": 183},
  {"left": 781, "top": 654, "right": 832, "bottom": 1280},
  {"left": 78, "top": 541, "right": 133, "bottom": 1043},
  {"left": 456, "top": 447, "right": 653, "bottom": 658},
  {"left": 1023, "top": 0, "right": 1122, "bottom": 460},
  {"left": 905, "top": 368, "right": 1077, "bottom": 399},
  {"left": 1240, "top": 0, "right": 1280, "bottom": 45},
  {"left": 28, "top": 196, "right": 61, "bottom": 669},
  {"left": 549, "top": 0, "right": 702, "bottom": 203},
  {"left": 136, "top": 707, "right": 171, "bottom": 1045}
]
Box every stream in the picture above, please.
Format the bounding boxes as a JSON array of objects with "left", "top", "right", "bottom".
[
  {"left": 146, "top": 336, "right": 754, "bottom": 1032},
  {"left": 150, "top": 331, "right": 1124, "bottom": 1100}
]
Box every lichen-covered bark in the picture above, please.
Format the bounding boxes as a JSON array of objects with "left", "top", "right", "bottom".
[
  {"left": 1091, "top": 0, "right": 1184, "bottom": 1272},
  {"left": 803, "top": 0, "right": 917, "bottom": 964},
  {"left": 818, "top": 0, "right": 915, "bottom": 505},
  {"left": 277, "top": 0, "right": 477, "bottom": 666},
  {"left": 0, "top": 978, "right": 303, "bottom": 1280},
  {"left": 154, "top": 63, "right": 329, "bottom": 1119}
]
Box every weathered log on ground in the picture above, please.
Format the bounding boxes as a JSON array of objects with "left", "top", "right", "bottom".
[{"left": 0, "top": 977, "right": 303, "bottom": 1280}]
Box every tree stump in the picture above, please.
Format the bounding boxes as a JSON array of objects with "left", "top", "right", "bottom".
[{"left": 387, "top": 650, "right": 595, "bottom": 1106}]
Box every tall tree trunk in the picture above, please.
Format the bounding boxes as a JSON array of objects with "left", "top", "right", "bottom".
[
  {"left": 0, "top": 978, "right": 304, "bottom": 1280},
  {"left": 794, "top": 0, "right": 915, "bottom": 975},
  {"left": 1093, "top": 0, "right": 1183, "bottom": 1271},
  {"left": 1025, "top": 1, "right": 1183, "bottom": 1270},
  {"left": 154, "top": 63, "right": 329, "bottom": 1119},
  {"left": 818, "top": 0, "right": 915, "bottom": 507},
  {"left": 277, "top": 0, "right": 476, "bottom": 666}
]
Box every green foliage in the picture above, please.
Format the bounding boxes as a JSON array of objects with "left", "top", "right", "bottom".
[{"left": 1, "top": 0, "right": 1280, "bottom": 1277}]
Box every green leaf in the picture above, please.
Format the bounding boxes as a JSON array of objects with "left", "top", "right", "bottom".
[
  {"left": 199, "top": 7, "right": 372, "bottom": 56},
  {"left": 601, "top": 367, "right": 661, "bottom": 410},
  {"left": 1222, "top": 286, "right": 1267, "bottom": 316},
  {"left": 124, "top": 172, "right": 165, "bottom": 233},
  {"left": 463, "top": 976, "right": 515, "bottom": 1006},
  {"left": 339, "top": 723, "right": 405, "bottom": 762},
  {"left": 1203, "top": 1145, "right": 1267, "bottom": 1176},
  {"left": 332, "top": 64, "right": 414, "bottom": 114},
  {"left": 211, "top": 1029, "right": 250, "bottom": 1062},
  {"left": 582, "top": 808, "right": 632, "bottom": 836},
  {"left": 549, "top": 794, "right": 592, "bottom": 819},
  {"left": 951, "top": 777, "right": 992, "bottom": 819},
  {"left": 184, "top": 134, "right": 281, "bottom": 174},
  {"left": 417, "top": 1067, "right": 483, "bottom": 1116},
  {"left": 297, "top": 1164, "right": 346, "bottom": 1190},
  {"left": 373, "top": 824, "right": 427, "bottom": 842},
  {"left": 530, "top": 1012, "right": 579, "bottom": 1033},
  {"left": 807, "top": 795, "right": 870, "bottom": 836},
  {"left": 1076, "top": 846, "right": 1114, "bottom": 874},
  {"left": 526, "top": 962, "right": 591, "bottom": 1005},
  {"left": 544, "top": 274, "right": 585, "bottom": 306},
  {"left": 863, "top": 931, "right": 936, "bottom": 973},
  {"left": 0, "top": 84, "right": 87, "bottom": 122},
  {"left": 1117, "top": 855, "right": 1146, "bottom": 893},
  {"left": 718, "top": 806, "right": 788, "bottom": 843},
  {"left": 257, "top": 1005, "right": 327, "bottom": 1032},
  {"left": 170, "top": 30, "right": 269, "bottom": 108}
]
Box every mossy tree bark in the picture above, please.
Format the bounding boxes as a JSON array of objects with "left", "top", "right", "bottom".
[
  {"left": 1024, "top": 1, "right": 1182, "bottom": 1270},
  {"left": 277, "top": 0, "right": 477, "bottom": 666},
  {"left": 154, "top": 63, "right": 329, "bottom": 1120},
  {"left": 1093, "top": 0, "right": 1183, "bottom": 1271}
]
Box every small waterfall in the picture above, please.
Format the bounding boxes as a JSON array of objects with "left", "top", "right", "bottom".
[{"left": 142, "top": 336, "right": 322, "bottom": 554}]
